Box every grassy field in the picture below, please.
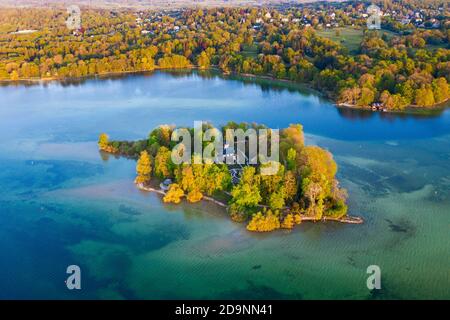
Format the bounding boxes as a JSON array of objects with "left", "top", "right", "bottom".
[
  {"left": 316, "top": 26, "right": 447, "bottom": 54},
  {"left": 241, "top": 43, "right": 259, "bottom": 58},
  {"left": 316, "top": 27, "right": 364, "bottom": 54}
]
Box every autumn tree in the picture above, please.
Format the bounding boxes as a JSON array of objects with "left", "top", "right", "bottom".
[
  {"left": 154, "top": 146, "right": 173, "bottom": 178},
  {"left": 136, "top": 151, "right": 152, "bottom": 184},
  {"left": 163, "top": 183, "right": 184, "bottom": 204},
  {"left": 187, "top": 189, "right": 203, "bottom": 203},
  {"left": 98, "top": 133, "right": 109, "bottom": 150},
  {"left": 298, "top": 146, "right": 344, "bottom": 218},
  {"left": 432, "top": 77, "right": 449, "bottom": 104},
  {"left": 284, "top": 170, "right": 298, "bottom": 203},
  {"left": 197, "top": 51, "right": 210, "bottom": 69},
  {"left": 281, "top": 214, "right": 295, "bottom": 229},
  {"left": 414, "top": 85, "right": 435, "bottom": 107},
  {"left": 247, "top": 209, "right": 281, "bottom": 232}
]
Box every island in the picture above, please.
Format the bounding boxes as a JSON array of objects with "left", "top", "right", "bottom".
[{"left": 98, "top": 122, "right": 363, "bottom": 232}]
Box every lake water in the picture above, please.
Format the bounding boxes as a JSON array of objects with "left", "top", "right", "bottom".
[{"left": 0, "top": 71, "right": 449, "bottom": 299}]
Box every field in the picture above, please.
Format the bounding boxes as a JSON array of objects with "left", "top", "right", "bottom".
[
  {"left": 241, "top": 43, "right": 259, "bottom": 58},
  {"left": 316, "top": 27, "right": 447, "bottom": 54},
  {"left": 316, "top": 27, "right": 364, "bottom": 54}
]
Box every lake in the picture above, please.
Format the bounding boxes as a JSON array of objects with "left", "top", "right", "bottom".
[{"left": 0, "top": 71, "right": 449, "bottom": 299}]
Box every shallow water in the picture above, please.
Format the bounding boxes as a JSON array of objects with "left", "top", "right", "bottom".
[{"left": 0, "top": 71, "right": 449, "bottom": 299}]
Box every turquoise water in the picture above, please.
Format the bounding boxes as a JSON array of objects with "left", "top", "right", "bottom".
[{"left": 0, "top": 71, "right": 449, "bottom": 299}]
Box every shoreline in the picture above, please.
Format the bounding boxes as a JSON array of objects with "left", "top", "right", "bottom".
[
  {"left": 1, "top": 67, "right": 447, "bottom": 112},
  {"left": 136, "top": 182, "right": 229, "bottom": 208},
  {"left": 135, "top": 182, "right": 363, "bottom": 225},
  {"left": 0, "top": 68, "right": 191, "bottom": 84},
  {"left": 336, "top": 100, "right": 449, "bottom": 113}
]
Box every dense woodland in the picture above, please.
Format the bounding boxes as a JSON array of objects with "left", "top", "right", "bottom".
[
  {"left": 0, "top": 0, "right": 449, "bottom": 109},
  {"left": 98, "top": 123, "right": 349, "bottom": 232}
]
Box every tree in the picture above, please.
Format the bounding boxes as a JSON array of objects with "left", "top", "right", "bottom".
[
  {"left": 298, "top": 146, "right": 338, "bottom": 218},
  {"left": 246, "top": 210, "right": 281, "bottom": 232},
  {"left": 187, "top": 189, "right": 203, "bottom": 203},
  {"left": 136, "top": 151, "right": 152, "bottom": 184},
  {"left": 269, "top": 187, "right": 285, "bottom": 210},
  {"left": 53, "top": 54, "right": 63, "bottom": 65},
  {"left": 203, "top": 165, "right": 231, "bottom": 195},
  {"left": 260, "top": 163, "right": 284, "bottom": 196},
  {"left": 154, "top": 146, "right": 173, "bottom": 178},
  {"left": 359, "top": 74, "right": 375, "bottom": 89},
  {"left": 432, "top": 77, "right": 449, "bottom": 104},
  {"left": 141, "top": 57, "right": 155, "bottom": 71},
  {"left": 180, "top": 166, "right": 196, "bottom": 192},
  {"left": 163, "top": 184, "right": 184, "bottom": 204},
  {"left": 299, "top": 146, "right": 337, "bottom": 187},
  {"left": 339, "top": 87, "right": 361, "bottom": 105},
  {"left": 284, "top": 170, "right": 298, "bottom": 202},
  {"left": 303, "top": 180, "right": 325, "bottom": 218},
  {"left": 380, "top": 90, "right": 395, "bottom": 109},
  {"left": 357, "top": 87, "right": 375, "bottom": 106},
  {"left": 288, "top": 66, "right": 297, "bottom": 80},
  {"left": 10, "top": 70, "right": 19, "bottom": 81},
  {"left": 396, "top": 80, "right": 415, "bottom": 105},
  {"left": 286, "top": 148, "right": 297, "bottom": 171},
  {"left": 414, "top": 85, "right": 435, "bottom": 107},
  {"left": 231, "top": 166, "right": 261, "bottom": 210},
  {"left": 149, "top": 125, "right": 173, "bottom": 147},
  {"left": 231, "top": 180, "right": 262, "bottom": 209},
  {"left": 158, "top": 54, "right": 191, "bottom": 69},
  {"left": 280, "top": 124, "right": 304, "bottom": 156},
  {"left": 281, "top": 214, "right": 295, "bottom": 229},
  {"left": 197, "top": 51, "right": 210, "bottom": 69},
  {"left": 98, "top": 133, "right": 109, "bottom": 150}
]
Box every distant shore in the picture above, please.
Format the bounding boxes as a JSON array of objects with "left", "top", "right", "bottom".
[{"left": 336, "top": 100, "right": 449, "bottom": 113}]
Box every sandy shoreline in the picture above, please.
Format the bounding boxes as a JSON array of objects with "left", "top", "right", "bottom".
[{"left": 135, "top": 182, "right": 363, "bottom": 225}]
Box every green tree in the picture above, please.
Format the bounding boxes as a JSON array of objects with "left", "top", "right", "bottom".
[
  {"left": 284, "top": 170, "right": 298, "bottom": 202},
  {"left": 286, "top": 148, "right": 297, "bottom": 171},
  {"left": 231, "top": 166, "right": 261, "bottom": 210},
  {"left": 269, "top": 187, "right": 285, "bottom": 210}
]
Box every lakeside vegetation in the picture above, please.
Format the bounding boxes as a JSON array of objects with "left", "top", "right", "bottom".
[
  {"left": 98, "top": 123, "right": 356, "bottom": 232},
  {"left": 0, "top": 0, "right": 448, "bottom": 110}
]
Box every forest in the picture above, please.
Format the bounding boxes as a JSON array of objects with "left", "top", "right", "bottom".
[
  {"left": 0, "top": 0, "right": 448, "bottom": 109},
  {"left": 98, "top": 122, "right": 350, "bottom": 232}
]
